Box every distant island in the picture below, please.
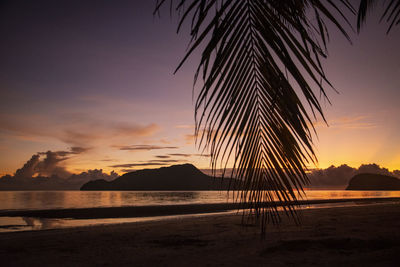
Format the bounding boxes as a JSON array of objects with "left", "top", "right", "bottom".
[
  {"left": 81, "top": 164, "right": 232, "bottom": 191},
  {"left": 346, "top": 173, "right": 400, "bottom": 190}
]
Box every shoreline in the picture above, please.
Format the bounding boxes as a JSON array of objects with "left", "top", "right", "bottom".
[
  {"left": 1, "top": 202, "right": 400, "bottom": 266},
  {"left": 1, "top": 197, "right": 400, "bottom": 219}
]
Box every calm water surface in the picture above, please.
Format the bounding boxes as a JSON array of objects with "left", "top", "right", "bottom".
[
  {"left": 1, "top": 190, "right": 400, "bottom": 211},
  {"left": 1, "top": 190, "right": 400, "bottom": 233}
]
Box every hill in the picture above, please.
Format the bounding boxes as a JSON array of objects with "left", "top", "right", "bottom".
[
  {"left": 80, "top": 164, "right": 232, "bottom": 191},
  {"left": 346, "top": 173, "right": 400, "bottom": 190}
]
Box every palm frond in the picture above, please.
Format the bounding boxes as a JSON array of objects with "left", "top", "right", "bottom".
[
  {"left": 358, "top": 0, "right": 400, "bottom": 33},
  {"left": 156, "top": 0, "right": 354, "bottom": 233}
]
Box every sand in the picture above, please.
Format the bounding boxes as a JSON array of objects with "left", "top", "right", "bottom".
[
  {"left": 1, "top": 202, "right": 400, "bottom": 266},
  {"left": 1, "top": 197, "right": 399, "bottom": 219}
]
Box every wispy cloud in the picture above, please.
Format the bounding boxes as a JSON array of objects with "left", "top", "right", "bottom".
[
  {"left": 184, "top": 134, "right": 196, "bottom": 144},
  {"left": 110, "top": 159, "right": 181, "bottom": 168},
  {"left": 99, "top": 159, "right": 115, "bottom": 162},
  {"left": 70, "top": 146, "right": 90, "bottom": 154},
  {"left": 168, "top": 153, "right": 211, "bottom": 158},
  {"left": 168, "top": 153, "right": 191, "bottom": 157},
  {"left": 155, "top": 155, "right": 171, "bottom": 159},
  {"left": 61, "top": 130, "right": 100, "bottom": 146},
  {"left": 0, "top": 112, "right": 160, "bottom": 146},
  {"left": 113, "top": 145, "right": 179, "bottom": 151},
  {"left": 114, "top": 123, "right": 160, "bottom": 137},
  {"left": 313, "top": 115, "right": 377, "bottom": 130},
  {"left": 149, "top": 159, "right": 180, "bottom": 163},
  {"left": 37, "top": 146, "right": 90, "bottom": 157},
  {"left": 175, "top": 124, "right": 195, "bottom": 129},
  {"left": 111, "top": 162, "right": 171, "bottom": 168}
]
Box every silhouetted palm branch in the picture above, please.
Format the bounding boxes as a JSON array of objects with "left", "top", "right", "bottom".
[
  {"left": 358, "top": 0, "right": 400, "bottom": 33},
  {"left": 156, "top": 0, "right": 354, "bottom": 232}
]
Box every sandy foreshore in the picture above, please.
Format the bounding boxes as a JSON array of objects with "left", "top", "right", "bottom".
[
  {"left": 1, "top": 197, "right": 399, "bottom": 219},
  {"left": 1, "top": 202, "right": 400, "bottom": 266}
]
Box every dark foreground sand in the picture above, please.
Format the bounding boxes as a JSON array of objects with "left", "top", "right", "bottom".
[{"left": 1, "top": 202, "right": 400, "bottom": 266}]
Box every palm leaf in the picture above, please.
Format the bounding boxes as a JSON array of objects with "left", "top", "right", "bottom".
[
  {"left": 156, "top": 0, "right": 354, "bottom": 233},
  {"left": 358, "top": 0, "right": 400, "bottom": 33}
]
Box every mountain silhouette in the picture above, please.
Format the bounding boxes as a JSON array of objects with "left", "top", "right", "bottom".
[
  {"left": 80, "top": 164, "right": 232, "bottom": 191},
  {"left": 346, "top": 173, "right": 400, "bottom": 190}
]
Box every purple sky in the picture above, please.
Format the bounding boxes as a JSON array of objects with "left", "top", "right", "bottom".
[{"left": 0, "top": 0, "right": 399, "bottom": 176}]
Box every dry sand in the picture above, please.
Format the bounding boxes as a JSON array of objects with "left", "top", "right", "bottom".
[{"left": 1, "top": 202, "right": 400, "bottom": 266}]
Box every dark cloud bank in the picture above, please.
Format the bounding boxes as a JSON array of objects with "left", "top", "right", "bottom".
[
  {"left": 307, "top": 164, "right": 400, "bottom": 189},
  {"left": 0, "top": 149, "right": 117, "bottom": 190},
  {"left": 1, "top": 149, "right": 399, "bottom": 190},
  {"left": 202, "top": 164, "right": 400, "bottom": 190}
]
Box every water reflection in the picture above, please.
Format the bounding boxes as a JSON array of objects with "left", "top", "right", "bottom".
[
  {"left": 0, "top": 211, "right": 235, "bottom": 233},
  {"left": 1, "top": 190, "right": 400, "bottom": 211},
  {"left": 0, "top": 216, "right": 64, "bottom": 232},
  {"left": 22, "top": 217, "right": 65, "bottom": 230},
  {"left": 1, "top": 190, "right": 400, "bottom": 233}
]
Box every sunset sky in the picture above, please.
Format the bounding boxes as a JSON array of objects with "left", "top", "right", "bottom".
[{"left": 0, "top": 0, "right": 399, "bottom": 176}]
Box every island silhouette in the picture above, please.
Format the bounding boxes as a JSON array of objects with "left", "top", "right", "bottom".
[
  {"left": 346, "top": 173, "right": 400, "bottom": 190},
  {"left": 81, "top": 164, "right": 233, "bottom": 191},
  {"left": 81, "top": 164, "right": 400, "bottom": 191}
]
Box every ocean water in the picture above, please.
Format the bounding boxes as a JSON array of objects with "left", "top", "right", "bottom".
[
  {"left": 1, "top": 190, "right": 400, "bottom": 211},
  {"left": 1, "top": 190, "right": 400, "bottom": 232}
]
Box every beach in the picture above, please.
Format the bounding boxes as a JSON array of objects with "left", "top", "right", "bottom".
[{"left": 1, "top": 202, "right": 400, "bottom": 266}]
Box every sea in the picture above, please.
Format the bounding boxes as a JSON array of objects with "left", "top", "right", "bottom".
[{"left": 1, "top": 190, "right": 400, "bottom": 232}]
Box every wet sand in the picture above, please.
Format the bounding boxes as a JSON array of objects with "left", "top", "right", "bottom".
[
  {"left": 1, "top": 202, "right": 400, "bottom": 266},
  {"left": 1, "top": 197, "right": 399, "bottom": 219}
]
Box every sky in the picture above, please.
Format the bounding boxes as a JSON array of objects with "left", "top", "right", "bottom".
[{"left": 0, "top": 0, "right": 399, "bottom": 177}]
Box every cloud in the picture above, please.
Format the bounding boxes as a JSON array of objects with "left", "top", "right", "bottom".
[
  {"left": 14, "top": 154, "right": 41, "bottom": 178},
  {"left": 175, "top": 124, "right": 195, "bottom": 129},
  {"left": 307, "top": 164, "right": 356, "bottom": 188},
  {"left": 115, "top": 123, "right": 160, "bottom": 137},
  {"left": 168, "top": 153, "right": 211, "bottom": 158},
  {"left": 60, "top": 122, "right": 160, "bottom": 146},
  {"left": 60, "top": 130, "right": 100, "bottom": 146},
  {"left": 5, "top": 153, "right": 400, "bottom": 190},
  {"left": 357, "top": 163, "right": 392, "bottom": 176},
  {"left": 114, "top": 145, "right": 179, "bottom": 151},
  {"left": 330, "top": 116, "right": 376, "bottom": 129},
  {"left": 0, "top": 112, "right": 160, "bottom": 146},
  {"left": 307, "top": 163, "right": 400, "bottom": 189},
  {"left": 313, "top": 115, "right": 377, "bottom": 130},
  {"left": 149, "top": 159, "right": 180, "bottom": 163},
  {"left": 37, "top": 146, "right": 90, "bottom": 157},
  {"left": 11, "top": 147, "right": 90, "bottom": 180},
  {"left": 70, "top": 146, "right": 90, "bottom": 154},
  {"left": 120, "top": 169, "right": 138, "bottom": 173},
  {"left": 13, "top": 146, "right": 91, "bottom": 179},
  {"left": 184, "top": 134, "right": 196, "bottom": 144},
  {"left": 110, "top": 159, "right": 181, "bottom": 168},
  {"left": 155, "top": 155, "right": 170, "bottom": 159},
  {"left": 194, "top": 153, "right": 211, "bottom": 157},
  {"left": 0, "top": 113, "right": 53, "bottom": 142},
  {"left": 159, "top": 139, "right": 172, "bottom": 144},
  {"left": 111, "top": 163, "right": 168, "bottom": 168},
  {"left": 110, "top": 163, "right": 143, "bottom": 168},
  {"left": 13, "top": 151, "right": 70, "bottom": 179},
  {"left": 168, "top": 153, "right": 192, "bottom": 157},
  {"left": 0, "top": 150, "right": 118, "bottom": 190},
  {"left": 183, "top": 128, "right": 220, "bottom": 145},
  {"left": 68, "top": 169, "right": 118, "bottom": 184},
  {"left": 35, "top": 151, "right": 71, "bottom": 178}
]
